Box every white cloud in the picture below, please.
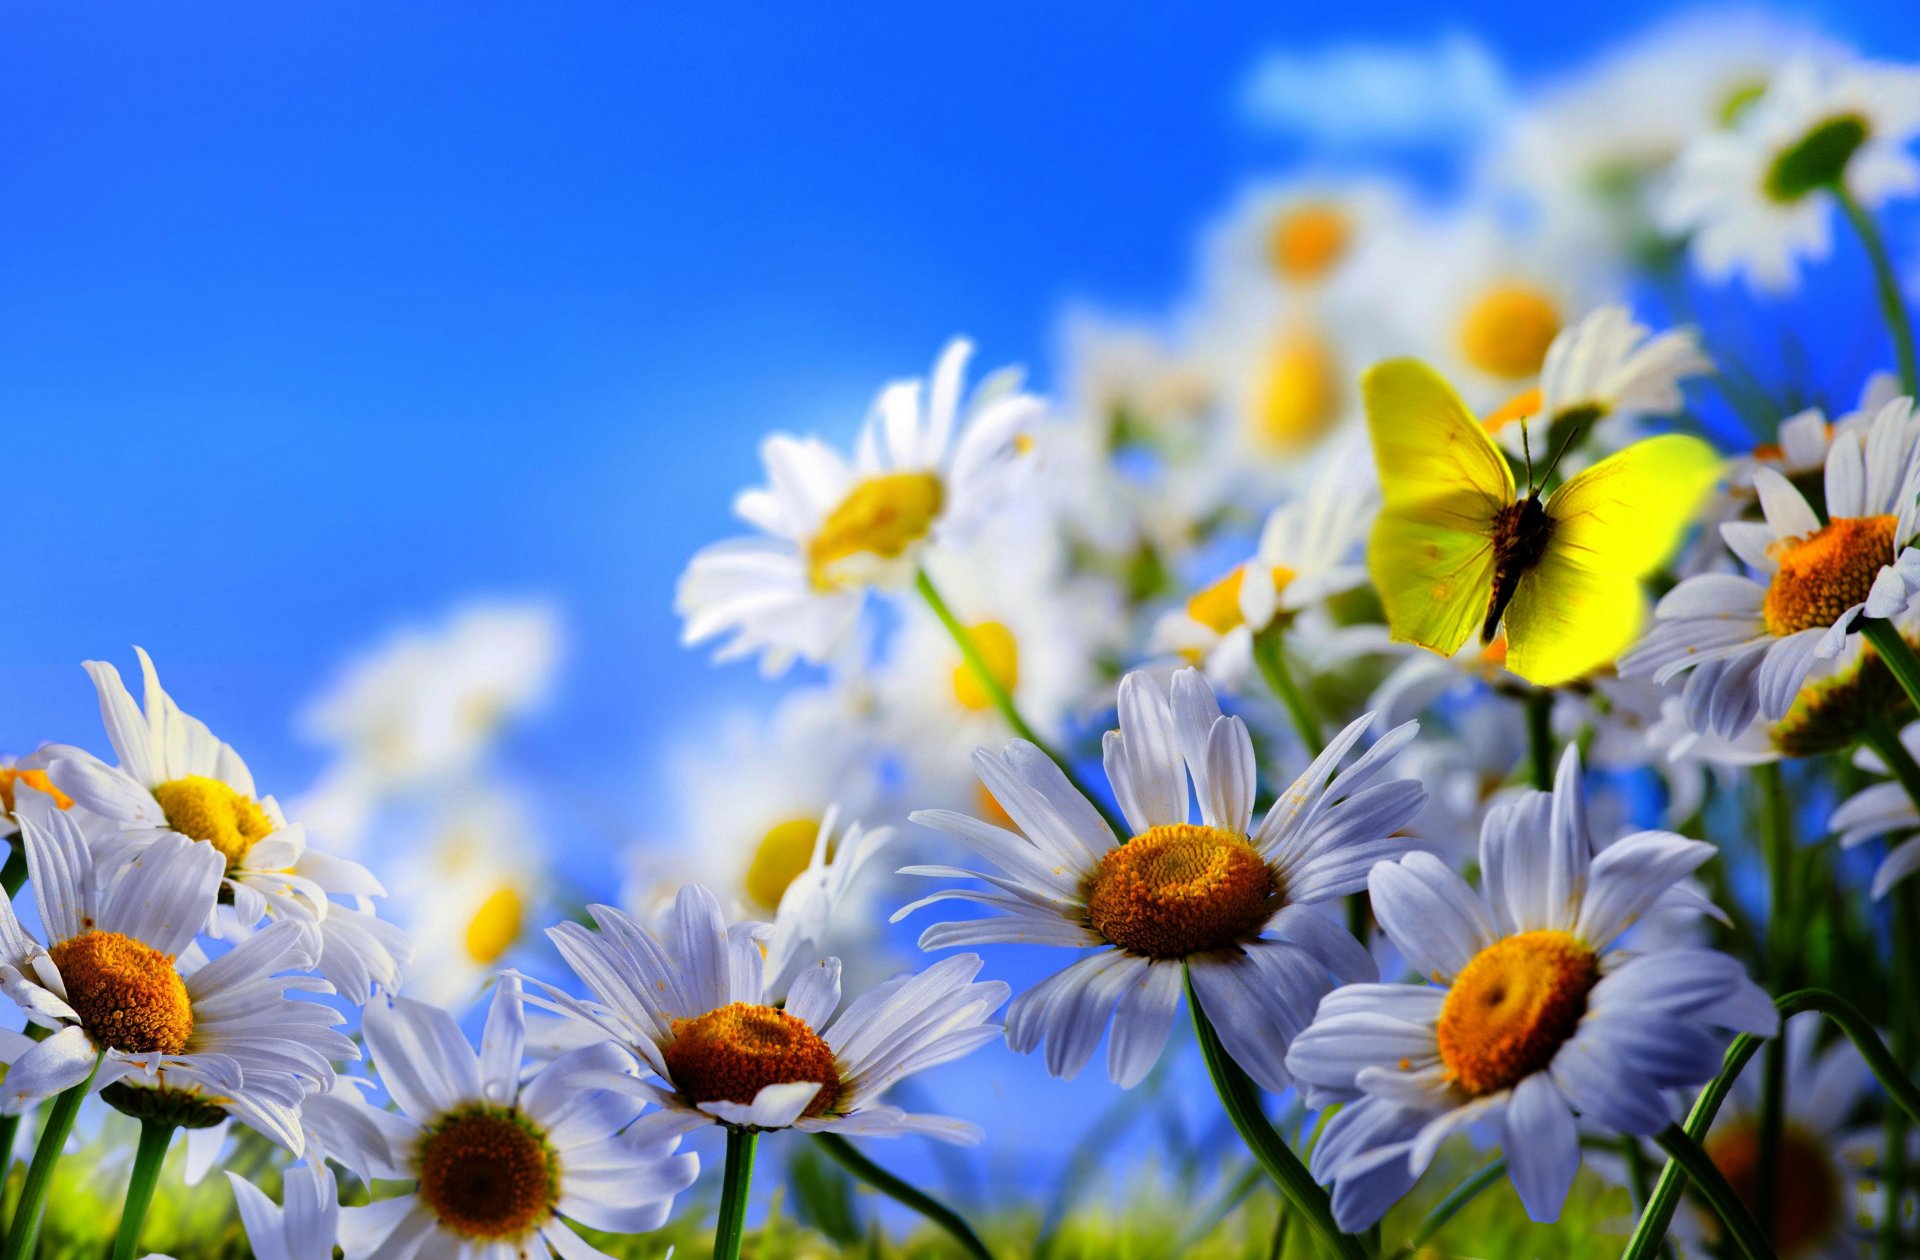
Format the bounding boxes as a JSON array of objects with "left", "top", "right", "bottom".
[{"left": 1239, "top": 34, "right": 1510, "bottom": 150}]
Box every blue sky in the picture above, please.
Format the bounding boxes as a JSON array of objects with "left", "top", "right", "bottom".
[{"left": 4, "top": 0, "right": 1918, "bottom": 1207}]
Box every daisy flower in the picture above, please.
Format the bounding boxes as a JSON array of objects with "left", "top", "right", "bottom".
[
  {"left": 1832, "top": 721, "right": 1920, "bottom": 899},
  {"left": 1151, "top": 447, "right": 1376, "bottom": 687},
  {"left": 44, "top": 649, "right": 408, "bottom": 1002},
  {"left": 311, "top": 977, "right": 698, "bottom": 1259},
  {"left": 225, "top": 1163, "right": 341, "bottom": 1260},
  {"left": 1284, "top": 746, "right": 1776, "bottom": 1230},
  {"left": 530, "top": 885, "right": 1008, "bottom": 1143},
  {"left": 1621, "top": 397, "right": 1920, "bottom": 739},
  {"left": 0, "top": 807, "right": 353, "bottom": 1152},
  {"left": 901, "top": 667, "right": 1425, "bottom": 1091},
  {"left": 677, "top": 338, "right": 1042, "bottom": 675},
  {"left": 1661, "top": 57, "right": 1920, "bottom": 291}
]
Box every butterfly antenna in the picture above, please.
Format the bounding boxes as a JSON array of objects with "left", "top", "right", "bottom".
[
  {"left": 1520, "top": 417, "right": 1536, "bottom": 494},
  {"left": 1534, "top": 415, "right": 1594, "bottom": 491}
]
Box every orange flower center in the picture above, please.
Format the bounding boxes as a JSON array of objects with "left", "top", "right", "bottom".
[
  {"left": 0, "top": 768, "right": 72, "bottom": 816},
  {"left": 1705, "top": 1122, "right": 1842, "bottom": 1256},
  {"left": 1458, "top": 286, "right": 1561, "bottom": 380},
  {"left": 951, "top": 621, "right": 1019, "bottom": 712},
  {"left": 663, "top": 1002, "right": 841, "bottom": 1119},
  {"left": 416, "top": 1107, "right": 559, "bottom": 1240},
  {"left": 151, "top": 775, "right": 275, "bottom": 868},
  {"left": 1186, "top": 565, "right": 1296, "bottom": 637},
  {"left": 1256, "top": 328, "right": 1344, "bottom": 453},
  {"left": 1086, "top": 824, "right": 1275, "bottom": 959},
  {"left": 806, "top": 471, "right": 945, "bottom": 590},
  {"left": 1267, "top": 203, "right": 1352, "bottom": 283},
  {"left": 48, "top": 930, "right": 194, "bottom": 1056},
  {"left": 1437, "top": 930, "right": 1598, "bottom": 1097},
  {"left": 1762, "top": 515, "right": 1895, "bottom": 636}
]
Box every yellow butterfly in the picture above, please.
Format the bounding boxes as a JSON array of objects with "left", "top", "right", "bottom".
[{"left": 1363, "top": 358, "right": 1721, "bottom": 687}]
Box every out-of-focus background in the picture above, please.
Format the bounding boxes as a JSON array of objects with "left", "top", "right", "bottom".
[{"left": 3, "top": 0, "right": 1917, "bottom": 1225}]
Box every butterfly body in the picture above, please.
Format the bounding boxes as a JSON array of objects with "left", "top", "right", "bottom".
[{"left": 1484, "top": 495, "right": 1554, "bottom": 644}]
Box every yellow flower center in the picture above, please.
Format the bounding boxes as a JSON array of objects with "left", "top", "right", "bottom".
[
  {"left": 1773, "top": 628, "right": 1918, "bottom": 756},
  {"left": 1483, "top": 387, "right": 1543, "bottom": 434},
  {"left": 744, "top": 817, "right": 820, "bottom": 912},
  {"left": 0, "top": 768, "right": 73, "bottom": 816},
  {"left": 663, "top": 1002, "right": 841, "bottom": 1118},
  {"left": 806, "top": 471, "right": 945, "bottom": 590},
  {"left": 150, "top": 775, "right": 275, "bottom": 868},
  {"left": 1706, "top": 1122, "right": 1841, "bottom": 1257},
  {"left": 1762, "top": 515, "right": 1895, "bottom": 637},
  {"left": 463, "top": 886, "right": 525, "bottom": 965},
  {"left": 1458, "top": 285, "right": 1562, "bottom": 380},
  {"left": 1437, "top": 930, "right": 1598, "bottom": 1097},
  {"left": 1086, "top": 824, "right": 1275, "bottom": 959},
  {"left": 1267, "top": 203, "right": 1352, "bottom": 283},
  {"left": 416, "top": 1107, "right": 559, "bottom": 1241},
  {"left": 1186, "top": 565, "right": 1296, "bottom": 637},
  {"left": 951, "top": 621, "right": 1019, "bottom": 712},
  {"left": 1256, "top": 328, "right": 1343, "bottom": 453},
  {"left": 48, "top": 930, "right": 194, "bottom": 1056}
]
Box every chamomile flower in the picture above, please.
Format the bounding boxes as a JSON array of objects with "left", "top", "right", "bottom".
[
  {"left": 1832, "top": 721, "right": 1920, "bottom": 900},
  {"left": 225, "top": 1164, "right": 340, "bottom": 1260},
  {"left": 1151, "top": 448, "right": 1376, "bottom": 687},
  {"left": 1620, "top": 397, "right": 1920, "bottom": 738},
  {"left": 1284, "top": 747, "right": 1776, "bottom": 1231},
  {"left": 530, "top": 885, "right": 1008, "bottom": 1143},
  {"left": 44, "top": 650, "right": 407, "bottom": 1002},
  {"left": 1661, "top": 57, "right": 1920, "bottom": 291},
  {"left": 901, "top": 667, "right": 1424, "bottom": 1090},
  {"left": 314, "top": 977, "right": 698, "bottom": 1259},
  {"left": 0, "top": 807, "right": 353, "bottom": 1152},
  {"left": 677, "top": 338, "right": 1042, "bottom": 675}
]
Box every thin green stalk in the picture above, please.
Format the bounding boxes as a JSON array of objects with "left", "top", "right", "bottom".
[
  {"left": 1755, "top": 761, "right": 1795, "bottom": 1241},
  {"left": 2, "top": 1053, "right": 103, "bottom": 1260},
  {"left": 915, "top": 568, "right": 1126, "bottom": 836},
  {"left": 1252, "top": 625, "right": 1325, "bottom": 756},
  {"left": 112, "top": 1120, "right": 175, "bottom": 1260},
  {"left": 0, "top": 843, "right": 23, "bottom": 898},
  {"left": 1526, "top": 689, "right": 1554, "bottom": 791},
  {"left": 1650, "top": 1125, "right": 1776, "bottom": 1260},
  {"left": 1833, "top": 184, "right": 1919, "bottom": 395},
  {"left": 1864, "top": 709, "right": 1920, "bottom": 1257},
  {"left": 713, "top": 1126, "right": 758, "bottom": 1260},
  {"left": 1863, "top": 621, "right": 1920, "bottom": 721},
  {"left": 1184, "top": 967, "right": 1367, "bottom": 1260},
  {"left": 1407, "top": 1157, "right": 1505, "bottom": 1250},
  {"left": 814, "top": 1133, "right": 994, "bottom": 1260},
  {"left": 1623, "top": 988, "right": 1920, "bottom": 1260},
  {"left": 1619, "top": 1138, "right": 1680, "bottom": 1260}
]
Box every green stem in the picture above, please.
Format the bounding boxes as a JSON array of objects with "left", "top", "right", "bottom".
[
  {"left": 814, "top": 1133, "right": 993, "bottom": 1260},
  {"left": 1252, "top": 625, "right": 1325, "bottom": 756},
  {"left": 1864, "top": 711, "right": 1920, "bottom": 1252},
  {"left": 1408, "top": 1157, "right": 1505, "bottom": 1249},
  {"left": 1526, "top": 690, "right": 1554, "bottom": 791},
  {"left": 1650, "top": 1125, "right": 1776, "bottom": 1260},
  {"left": 112, "top": 1120, "right": 174, "bottom": 1260},
  {"left": 1755, "top": 760, "right": 1794, "bottom": 1243},
  {"left": 1623, "top": 988, "right": 1920, "bottom": 1260},
  {"left": 2, "top": 1053, "right": 103, "bottom": 1260},
  {"left": 0, "top": 842, "right": 23, "bottom": 899},
  {"left": 1833, "top": 183, "right": 1920, "bottom": 396},
  {"left": 1184, "top": 967, "right": 1367, "bottom": 1260},
  {"left": 915, "top": 569, "right": 1126, "bottom": 836},
  {"left": 713, "top": 1126, "right": 758, "bottom": 1260},
  {"left": 1863, "top": 621, "right": 1920, "bottom": 723}
]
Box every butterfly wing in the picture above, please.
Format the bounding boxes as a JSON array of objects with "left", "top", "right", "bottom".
[
  {"left": 1364, "top": 358, "right": 1516, "bottom": 658},
  {"left": 1504, "top": 433, "right": 1722, "bottom": 686}
]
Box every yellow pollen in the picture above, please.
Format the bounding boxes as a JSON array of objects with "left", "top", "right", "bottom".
[
  {"left": 1458, "top": 285, "right": 1562, "bottom": 380},
  {"left": 416, "top": 1107, "right": 559, "bottom": 1240},
  {"left": 952, "top": 621, "right": 1019, "bottom": 712},
  {"left": 1437, "top": 930, "right": 1597, "bottom": 1097},
  {"left": 463, "top": 886, "right": 525, "bottom": 965},
  {"left": 1484, "top": 387, "right": 1543, "bottom": 434},
  {"left": 1186, "top": 565, "right": 1295, "bottom": 637},
  {"left": 0, "top": 768, "right": 72, "bottom": 816},
  {"left": 1762, "top": 515, "right": 1896, "bottom": 637},
  {"left": 664, "top": 1002, "right": 841, "bottom": 1119},
  {"left": 1267, "top": 203, "right": 1352, "bottom": 283},
  {"left": 1086, "top": 824, "right": 1275, "bottom": 959},
  {"left": 48, "top": 930, "right": 193, "bottom": 1056},
  {"left": 806, "top": 471, "right": 945, "bottom": 590},
  {"left": 150, "top": 776, "right": 274, "bottom": 868},
  {"left": 1706, "top": 1121, "right": 1841, "bottom": 1256},
  {"left": 1256, "top": 328, "right": 1344, "bottom": 453},
  {"left": 744, "top": 817, "right": 820, "bottom": 912}
]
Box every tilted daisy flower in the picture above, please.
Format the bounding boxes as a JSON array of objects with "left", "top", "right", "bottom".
[
  {"left": 0, "top": 807, "right": 353, "bottom": 1152},
  {"left": 530, "top": 885, "right": 1007, "bottom": 1143},
  {"left": 677, "top": 337, "right": 1042, "bottom": 675},
  {"left": 1831, "top": 721, "right": 1920, "bottom": 900},
  {"left": 1151, "top": 448, "right": 1377, "bottom": 688},
  {"left": 901, "top": 667, "right": 1425, "bottom": 1090},
  {"left": 225, "top": 1163, "right": 341, "bottom": 1260},
  {"left": 44, "top": 650, "right": 408, "bottom": 1002},
  {"left": 1284, "top": 747, "right": 1777, "bottom": 1231},
  {"left": 1661, "top": 56, "right": 1920, "bottom": 291},
  {"left": 310, "top": 977, "right": 698, "bottom": 1259},
  {"left": 1621, "top": 397, "right": 1920, "bottom": 738},
  {"left": 0, "top": 750, "right": 72, "bottom": 838}
]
